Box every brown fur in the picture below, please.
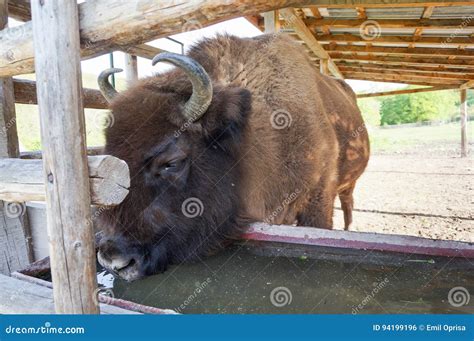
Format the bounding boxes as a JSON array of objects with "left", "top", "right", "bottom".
[{"left": 97, "top": 34, "right": 369, "bottom": 280}]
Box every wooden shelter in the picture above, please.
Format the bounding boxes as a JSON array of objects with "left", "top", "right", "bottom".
[{"left": 0, "top": 0, "right": 471, "bottom": 314}]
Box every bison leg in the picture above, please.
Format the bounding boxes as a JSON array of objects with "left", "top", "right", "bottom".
[
  {"left": 339, "top": 182, "right": 356, "bottom": 230},
  {"left": 297, "top": 183, "right": 337, "bottom": 229}
]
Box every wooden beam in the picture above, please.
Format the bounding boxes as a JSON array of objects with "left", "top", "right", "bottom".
[
  {"left": 320, "top": 59, "right": 330, "bottom": 75},
  {"left": 460, "top": 80, "right": 474, "bottom": 90},
  {"left": 245, "top": 15, "right": 262, "bottom": 31},
  {"left": 332, "top": 55, "right": 474, "bottom": 67},
  {"left": 120, "top": 44, "right": 165, "bottom": 60},
  {"left": 357, "top": 86, "right": 458, "bottom": 98},
  {"left": 337, "top": 61, "right": 474, "bottom": 73},
  {"left": 31, "top": 0, "right": 98, "bottom": 314},
  {"left": 280, "top": 7, "right": 343, "bottom": 78},
  {"left": 315, "top": 34, "right": 474, "bottom": 46},
  {"left": 305, "top": 1, "right": 473, "bottom": 8},
  {"left": 1, "top": 0, "right": 322, "bottom": 77},
  {"left": 344, "top": 72, "right": 464, "bottom": 86},
  {"left": 0, "top": 156, "right": 130, "bottom": 205},
  {"left": 326, "top": 45, "right": 474, "bottom": 58},
  {"left": 124, "top": 54, "right": 138, "bottom": 85},
  {"left": 459, "top": 88, "right": 469, "bottom": 157},
  {"left": 305, "top": 18, "right": 474, "bottom": 29},
  {"left": 263, "top": 10, "right": 280, "bottom": 33},
  {"left": 460, "top": 88, "right": 468, "bottom": 157},
  {"left": 339, "top": 66, "right": 474, "bottom": 80},
  {"left": 13, "top": 79, "right": 108, "bottom": 109},
  {"left": 6, "top": 1, "right": 169, "bottom": 62},
  {"left": 6, "top": 0, "right": 29, "bottom": 21},
  {"left": 310, "top": 7, "right": 322, "bottom": 18},
  {"left": 355, "top": 7, "right": 367, "bottom": 19},
  {"left": 421, "top": 6, "right": 435, "bottom": 19}
]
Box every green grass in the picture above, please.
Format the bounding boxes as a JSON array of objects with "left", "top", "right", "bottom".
[
  {"left": 367, "top": 121, "right": 473, "bottom": 153},
  {"left": 15, "top": 72, "right": 126, "bottom": 151}
]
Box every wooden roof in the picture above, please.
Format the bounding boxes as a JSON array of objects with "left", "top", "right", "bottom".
[{"left": 249, "top": 2, "right": 474, "bottom": 88}]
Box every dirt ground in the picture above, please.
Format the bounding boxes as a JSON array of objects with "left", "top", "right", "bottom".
[{"left": 333, "top": 141, "right": 473, "bottom": 243}]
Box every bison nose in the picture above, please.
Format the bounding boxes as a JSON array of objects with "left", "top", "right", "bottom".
[{"left": 97, "top": 237, "right": 143, "bottom": 281}]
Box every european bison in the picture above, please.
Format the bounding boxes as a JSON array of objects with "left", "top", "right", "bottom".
[{"left": 97, "top": 34, "right": 369, "bottom": 281}]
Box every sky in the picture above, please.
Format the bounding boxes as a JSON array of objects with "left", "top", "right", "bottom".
[{"left": 11, "top": 17, "right": 406, "bottom": 93}]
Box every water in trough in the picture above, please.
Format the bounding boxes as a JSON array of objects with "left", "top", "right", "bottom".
[{"left": 98, "top": 243, "right": 473, "bottom": 314}]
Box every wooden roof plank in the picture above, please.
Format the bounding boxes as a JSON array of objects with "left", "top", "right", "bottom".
[
  {"left": 280, "top": 7, "right": 344, "bottom": 78},
  {"left": 357, "top": 85, "right": 458, "bottom": 98},
  {"left": 316, "top": 34, "right": 474, "bottom": 45}
]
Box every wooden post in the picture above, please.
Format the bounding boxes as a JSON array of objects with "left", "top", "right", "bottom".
[
  {"left": 31, "top": 0, "right": 99, "bottom": 314},
  {"left": 0, "top": 0, "right": 32, "bottom": 275},
  {"left": 320, "top": 59, "right": 330, "bottom": 75},
  {"left": 460, "top": 89, "right": 468, "bottom": 157},
  {"left": 124, "top": 54, "right": 138, "bottom": 85},
  {"left": 263, "top": 10, "right": 280, "bottom": 33}
]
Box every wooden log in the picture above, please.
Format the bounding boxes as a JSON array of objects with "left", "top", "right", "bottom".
[
  {"left": 326, "top": 45, "right": 474, "bottom": 59},
  {"left": 6, "top": 0, "right": 30, "bottom": 21},
  {"left": 1, "top": 0, "right": 320, "bottom": 77},
  {"left": 344, "top": 73, "right": 464, "bottom": 86},
  {"left": 320, "top": 58, "right": 330, "bottom": 75},
  {"left": 460, "top": 80, "right": 474, "bottom": 90},
  {"left": 339, "top": 66, "right": 474, "bottom": 80},
  {"left": 460, "top": 89, "right": 468, "bottom": 157},
  {"left": 245, "top": 15, "right": 263, "bottom": 31},
  {"left": 31, "top": 0, "right": 98, "bottom": 314},
  {"left": 305, "top": 18, "right": 474, "bottom": 29},
  {"left": 0, "top": 156, "right": 129, "bottom": 205},
  {"left": 337, "top": 62, "right": 474, "bottom": 74},
  {"left": 315, "top": 34, "right": 474, "bottom": 46},
  {"left": 13, "top": 79, "right": 108, "bottom": 109},
  {"left": 0, "top": 274, "right": 140, "bottom": 314},
  {"left": 0, "top": 0, "right": 32, "bottom": 276},
  {"left": 332, "top": 55, "right": 474, "bottom": 67},
  {"left": 263, "top": 10, "right": 280, "bottom": 33},
  {"left": 124, "top": 54, "right": 138, "bottom": 85},
  {"left": 305, "top": 1, "right": 473, "bottom": 8},
  {"left": 357, "top": 86, "right": 458, "bottom": 98},
  {"left": 120, "top": 44, "right": 165, "bottom": 60},
  {"left": 280, "top": 7, "right": 343, "bottom": 78}
]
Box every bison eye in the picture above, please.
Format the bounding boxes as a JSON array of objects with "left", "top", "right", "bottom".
[{"left": 164, "top": 162, "right": 177, "bottom": 170}]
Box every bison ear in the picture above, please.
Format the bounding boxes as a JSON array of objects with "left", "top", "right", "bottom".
[{"left": 200, "top": 87, "right": 251, "bottom": 148}]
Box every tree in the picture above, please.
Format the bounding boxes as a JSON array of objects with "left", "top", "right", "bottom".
[{"left": 380, "top": 89, "right": 458, "bottom": 125}]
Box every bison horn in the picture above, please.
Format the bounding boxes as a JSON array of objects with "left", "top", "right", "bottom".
[
  {"left": 98, "top": 68, "right": 123, "bottom": 103},
  {"left": 152, "top": 52, "right": 212, "bottom": 122}
]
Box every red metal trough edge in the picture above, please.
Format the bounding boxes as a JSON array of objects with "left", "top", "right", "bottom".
[{"left": 242, "top": 223, "right": 474, "bottom": 259}]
